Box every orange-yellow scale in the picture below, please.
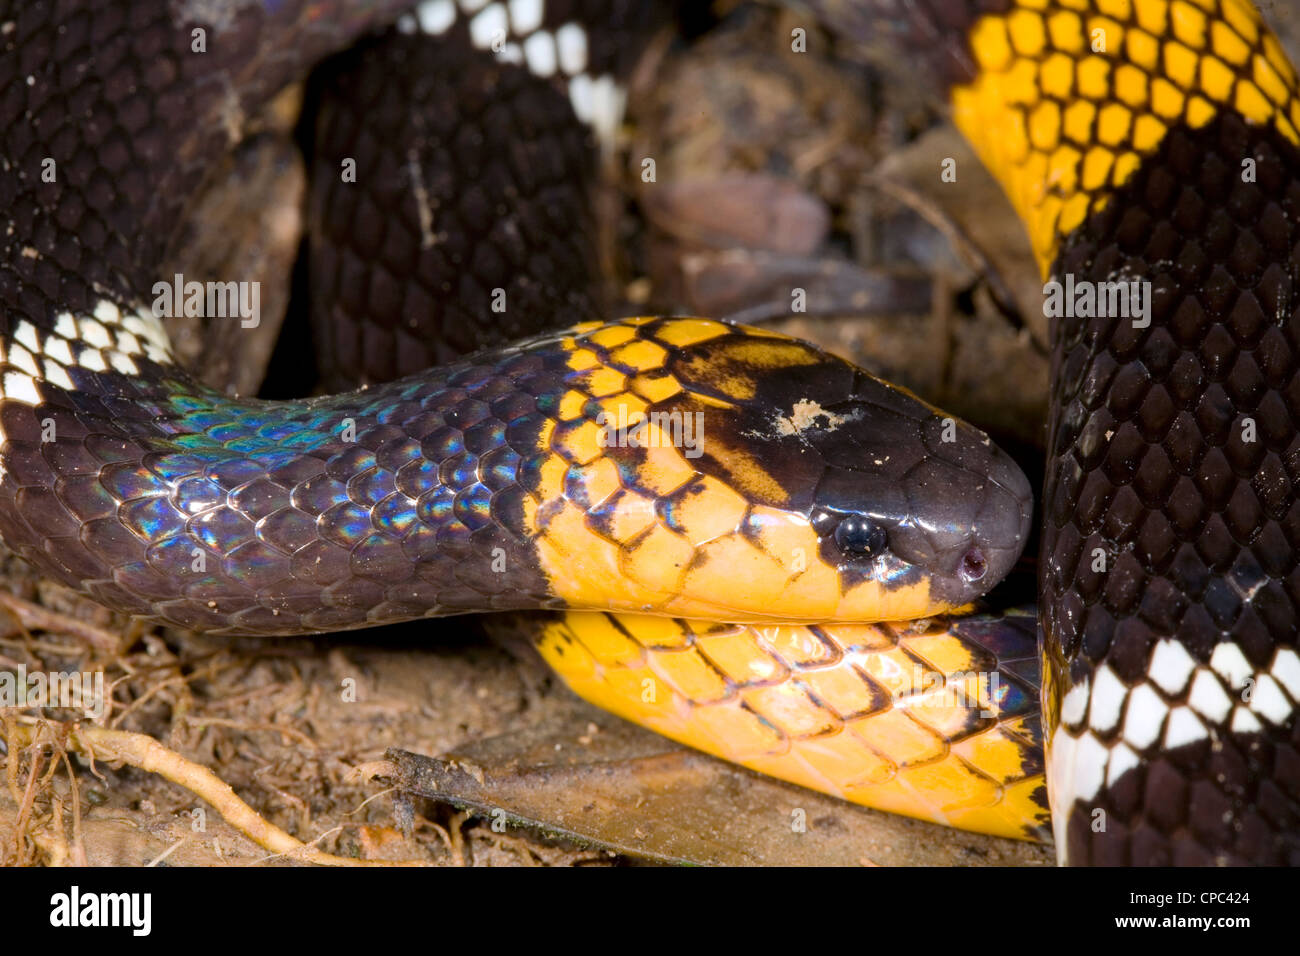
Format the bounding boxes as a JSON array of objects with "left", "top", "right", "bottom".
[
  {"left": 532, "top": 0, "right": 1300, "bottom": 841},
  {"left": 523, "top": 317, "right": 949, "bottom": 625},
  {"left": 525, "top": 315, "right": 1047, "bottom": 839},
  {"left": 953, "top": 0, "right": 1300, "bottom": 274},
  {"left": 537, "top": 612, "right": 1047, "bottom": 838}
]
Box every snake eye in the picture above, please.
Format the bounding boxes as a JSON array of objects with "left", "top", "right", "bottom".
[{"left": 833, "top": 514, "right": 888, "bottom": 557}]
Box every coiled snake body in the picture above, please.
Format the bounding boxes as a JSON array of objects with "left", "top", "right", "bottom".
[{"left": 1, "top": 0, "right": 1298, "bottom": 864}]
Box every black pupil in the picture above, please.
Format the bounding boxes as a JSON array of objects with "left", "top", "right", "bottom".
[{"left": 834, "top": 514, "right": 886, "bottom": 556}]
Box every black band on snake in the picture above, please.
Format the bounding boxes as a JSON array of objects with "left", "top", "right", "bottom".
[{"left": 2, "top": 0, "right": 1298, "bottom": 865}]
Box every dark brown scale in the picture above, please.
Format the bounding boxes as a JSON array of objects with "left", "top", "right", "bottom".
[
  {"left": 307, "top": 32, "right": 603, "bottom": 387},
  {"left": 1044, "top": 112, "right": 1300, "bottom": 865},
  {"left": 307, "top": 4, "right": 673, "bottom": 389},
  {"left": 800, "top": 0, "right": 1300, "bottom": 863},
  {"left": 0, "top": 0, "right": 412, "bottom": 327}
]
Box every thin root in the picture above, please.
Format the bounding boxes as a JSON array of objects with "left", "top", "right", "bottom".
[{"left": 9, "top": 722, "right": 430, "bottom": 867}]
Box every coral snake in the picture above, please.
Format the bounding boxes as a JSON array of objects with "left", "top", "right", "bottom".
[{"left": 1, "top": 0, "right": 1298, "bottom": 865}]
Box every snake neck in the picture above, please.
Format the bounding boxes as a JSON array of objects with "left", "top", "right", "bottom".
[{"left": 0, "top": 0, "right": 665, "bottom": 632}]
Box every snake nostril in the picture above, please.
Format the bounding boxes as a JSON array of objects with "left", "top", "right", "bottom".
[{"left": 960, "top": 548, "right": 987, "bottom": 584}]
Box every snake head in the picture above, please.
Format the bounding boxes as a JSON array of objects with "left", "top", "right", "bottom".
[
  {"left": 536, "top": 318, "right": 1033, "bottom": 623},
  {"left": 795, "top": 385, "right": 1034, "bottom": 614}
]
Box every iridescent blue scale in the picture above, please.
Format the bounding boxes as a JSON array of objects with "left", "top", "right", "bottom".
[
  {"left": 395, "top": 457, "right": 439, "bottom": 498},
  {"left": 227, "top": 436, "right": 289, "bottom": 455},
  {"left": 256, "top": 419, "right": 313, "bottom": 442},
  {"left": 145, "top": 534, "right": 199, "bottom": 574},
  {"left": 373, "top": 493, "right": 417, "bottom": 536},
  {"left": 426, "top": 428, "right": 464, "bottom": 456},
  {"left": 446, "top": 456, "right": 478, "bottom": 488},
  {"left": 280, "top": 429, "right": 336, "bottom": 450},
  {"left": 562, "top": 462, "right": 589, "bottom": 504},
  {"left": 992, "top": 670, "right": 1033, "bottom": 717},
  {"left": 102, "top": 464, "right": 169, "bottom": 502},
  {"left": 331, "top": 447, "right": 378, "bottom": 474},
  {"left": 191, "top": 507, "right": 256, "bottom": 554},
  {"left": 145, "top": 454, "right": 210, "bottom": 483},
  {"left": 464, "top": 421, "right": 506, "bottom": 454},
  {"left": 120, "top": 494, "right": 185, "bottom": 540},
  {"left": 187, "top": 404, "right": 244, "bottom": 427},
  {"left": 417, "top": 487, "right": 456, "bottom": 524},
  {"left": 174, "top": 476, "right": 228, "bottom": 514},
  {"left": 349, "top": 467, "right": 397, "bottom": 506},
  {"left": 453, "top": 486, "right": 493, "bottom": 531},
  {"left": 535, "top": 392, "right": 561, "bottom": 418},
  {"left": 206, "top": 458, "right": 265, "bottom": 488},
  {"left": 322, "top": 501, "right": 373, "bottom": 544},
  {"left": 482, "top": 448, "right": 520, "bottom": 489},
  {"left": 254, "top": 449, "right": 305, "bottom": 474},
  {"left": 293, "top": 477, "right": 350, "bottom": 515},
  {"left": 168, "top": 394, "right": 209, "bottom": 413}
]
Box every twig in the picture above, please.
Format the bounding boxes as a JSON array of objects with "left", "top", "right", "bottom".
[
  {"left": 147, "top": 838, "right": 186, "bottom": 867},
  {"left": 10, "top": 732, "right": 44, "bottom": 864},
  {"left": 59, "top": 749, "right": 87, "bottom": 866},
  {"left": 11, "top": 723, "right": 428, "bottom": 867},
  {"left": 861, "top": 173, "right": 1049, "bottom": 357},
  {"left": 0, "top": 593, "right": 123, "bottom": 651}
]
